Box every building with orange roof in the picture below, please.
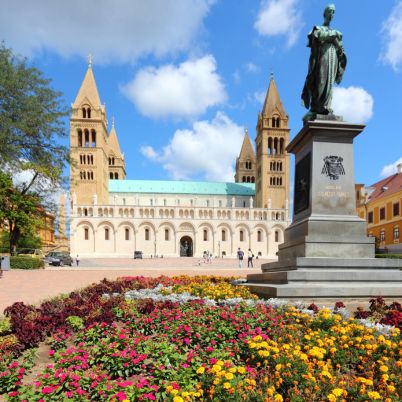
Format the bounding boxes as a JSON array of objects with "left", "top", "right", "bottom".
[{"left": 356, "top": 163, "right": 402, "bottom": 252}]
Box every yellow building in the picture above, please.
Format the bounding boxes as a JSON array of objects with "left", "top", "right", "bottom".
[{"left": 356, "top": 163, "right": 402, "bottom": 252}]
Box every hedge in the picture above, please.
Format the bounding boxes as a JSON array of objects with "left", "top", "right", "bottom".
[
  {"left": 10, "top": 257, "right": 44, "bottom": 269},
  {"left": 375, "top": 254, "right": 402, "bottom": 259}
]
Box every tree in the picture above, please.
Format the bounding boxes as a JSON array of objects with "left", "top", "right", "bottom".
[
  {"left": 0, "top": 43, "right": 69, "bottom": 250},
  {"left": 0, "top": 172, "right": 45, "bottom": 254}
]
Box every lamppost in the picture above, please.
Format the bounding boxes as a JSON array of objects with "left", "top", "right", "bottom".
[
  {"left": 218, "top": 241, "right": 221, "bottom": 258},
  {"left": 154, "top": 240, "right": 157, "bottom": 257}
]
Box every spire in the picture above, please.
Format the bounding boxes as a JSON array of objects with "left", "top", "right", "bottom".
[
  {"left": 239, "top": 128, "right": 255, "bottom": 159},
  {"left": 108, "top": 119, "right": 122, "bottom": 155},
  {"left": 262, "top": 74, "right": 286, "bottom": 117},
  {"left": 73, "top": 57, "right": 101, "bottom": 108}
]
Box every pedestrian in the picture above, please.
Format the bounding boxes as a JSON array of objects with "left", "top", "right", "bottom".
[
  {"left": 247, "top": 249, "right": 254, "bottom": 268},
  {"left": 237, "top": 247, "right": 244, "bottom": 268},
  {"left": 76, "top": 254, "right": 80, "bottom": 267}
]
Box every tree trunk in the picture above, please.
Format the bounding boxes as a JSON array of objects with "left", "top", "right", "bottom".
[{"left": 9, "top": 224, "right": 20, "bottom": 255}]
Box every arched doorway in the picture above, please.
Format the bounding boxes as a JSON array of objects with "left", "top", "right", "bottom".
[{"left": 180, "top": 236, "right": 193, "bottom": 257}]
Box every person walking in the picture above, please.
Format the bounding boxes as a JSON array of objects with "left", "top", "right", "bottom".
[
  {"left": 247, "top": 249, "right": 254, "bottom": 268},
  {"left": 76, "top": 254, "right": 80, "bottom": 267},
  {"left": 237, "top": 248, "right": 244, "bottom": 268}
]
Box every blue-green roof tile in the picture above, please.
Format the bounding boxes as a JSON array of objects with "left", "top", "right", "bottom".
[{"left": 109, "top": 180, "right": 255, "bottom": 196}]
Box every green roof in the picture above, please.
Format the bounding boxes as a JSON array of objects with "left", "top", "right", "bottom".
[{"left": 109, "top": 180, "right": 255, "bottom": 196}]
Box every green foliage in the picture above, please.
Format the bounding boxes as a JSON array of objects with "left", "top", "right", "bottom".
[
  {"left": 0, "top": 171, "right": 44, "bottom": 254},
  {"left": 375, "top": 254, "right": 402, "bottom": 259},
  {"left": 10, "top": 256, "right": 44, "bottom": 269},
  {"left": 0, "top": 317, "right": 11, "bottom": 335},
  {"left": 65, "top": 316, "right": 84, "bottom": 332},
  {"left": 0, "top": 42, "right": 69, "bottom": 175},
  {"left": 0, "top": 230, "right": 41, "bottom": 252}
]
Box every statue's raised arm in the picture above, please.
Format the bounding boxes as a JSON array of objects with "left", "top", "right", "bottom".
[{"left": 301, "top": 4, "right": 347, "bottom": 122}]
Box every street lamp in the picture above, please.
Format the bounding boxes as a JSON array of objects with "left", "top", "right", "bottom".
[
  {"left": 218, "top": 241, "right": 221, "bottom": 258},
  {"left": 154, "top": 239, "right": 157, "bottom": 257}
]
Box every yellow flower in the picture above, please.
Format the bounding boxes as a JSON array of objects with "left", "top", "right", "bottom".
[
  {"left": 332, "top": 388, "right": 343, "bottom": 397},
  {"left": 223, "top": 382, "right": 231, "bottom": 389},
  {"left": 327, "top": 395, "right": 336, "bottom": 402},
  {"left": 380, "top": 365, "right": 388, "bottom": 373},
  {"left": 237, "top": 367, "right": 246, "bottom": 374},
  {"left": 171, "top": 389, "right": 179, "bottom": 395},
  {"left": 196, "top": 366, "right": 205, "bottom": 375},
  {"left": 173, "top": 397, "right": 184, "bottom": 402},
  {"left": 367, "top": 391, "right": 381, "bottom": 400},
  {"left": 225, "top": 372, "right": 234, "bottom": 380},
  {"left": 387, "top": 385, "right": 395, "bottom": 393},
  {"left": 274, "top": 395, "right": 283, "bottom": 402}
]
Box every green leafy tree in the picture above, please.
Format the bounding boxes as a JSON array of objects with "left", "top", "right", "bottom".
[
  {"left": 0, "top": 172, "right": 45, "bottom": 254},
  {"left": 0, "top": 43, "right": 69, "bottom": 251}
]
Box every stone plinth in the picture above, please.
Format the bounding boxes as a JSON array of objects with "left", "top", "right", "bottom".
[{"left": 246, "top": 120, "right": 402, "bottom": 298}]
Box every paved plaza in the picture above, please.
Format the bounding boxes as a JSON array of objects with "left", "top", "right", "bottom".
[
  {"left": 0, "top": 257, "right": 266, "bottom": 313},
  {"left": 1, "top": 257, "right": 400, "bottom": 315}
]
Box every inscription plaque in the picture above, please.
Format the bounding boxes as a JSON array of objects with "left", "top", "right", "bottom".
[{"left": 294, "top": 153, "right": 311, "bottom": 215}]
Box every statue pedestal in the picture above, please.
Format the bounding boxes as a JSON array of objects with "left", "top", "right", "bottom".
[{"left": 246, "top": 120, "right": 402, "bottom": 298}]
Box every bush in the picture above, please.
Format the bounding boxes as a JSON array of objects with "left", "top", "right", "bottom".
[
  {"left": 10, "top": 257, "right": 44, "bottom": 269},
  {"left": 375, "top": 254, "right": 402, "bottom": 259}
]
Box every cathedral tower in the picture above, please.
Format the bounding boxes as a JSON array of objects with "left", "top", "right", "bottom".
[
  {"left": 70, "top": 59, "right": 125, "bottom": 205},
  {"left": 235, "top": 128, "right": 256, "bottom": 183},
  {"left": 255, "top": 75, "right": 290, "bottom": 209},
  {"left": 107, "top": 118, "right": 126, "bottom": 180}
]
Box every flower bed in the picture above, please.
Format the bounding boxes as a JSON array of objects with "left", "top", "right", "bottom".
[{"left": 0, "top": 276, "right": 401, "bottom": 401}]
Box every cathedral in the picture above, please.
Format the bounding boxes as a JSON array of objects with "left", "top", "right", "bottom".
[{"left": 69, "top": 62, "right": 291, "bottom": 258}]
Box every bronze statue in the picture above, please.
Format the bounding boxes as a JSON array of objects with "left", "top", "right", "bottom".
[{"left": 301, "top": 4, "right": 347, "bottom": 121}]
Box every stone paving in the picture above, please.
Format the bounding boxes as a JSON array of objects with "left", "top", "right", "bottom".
[
  {"left": 0, "top": 257, "right": 265, "bottom": 313},
  {"left": 1, "top": 257, "right": 399, "bottom": 315}
]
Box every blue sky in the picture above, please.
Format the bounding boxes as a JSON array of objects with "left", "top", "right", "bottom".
[{"left": 1, "top": 0, "right": 401, "bottom": 187}]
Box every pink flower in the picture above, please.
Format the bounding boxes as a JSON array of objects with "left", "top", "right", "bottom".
[
  {"left": 42, "top": 386, "right": 54, "bottom": 394},
  {"left": 48, "top": 350, "right": 55, "bottom": 356},
  {"left": 116, "top": 391, "right": 127, "bottom": 401},
  {"left": 8, "top": 391, "right": 18, "bottom": 397}
]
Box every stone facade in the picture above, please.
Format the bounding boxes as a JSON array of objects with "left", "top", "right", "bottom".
[
  {"left": 69, "top": 64, "right": 291, "bottom": 258},
  {"left": 356, "top": 163, "right": 402, "bottom": 252}
]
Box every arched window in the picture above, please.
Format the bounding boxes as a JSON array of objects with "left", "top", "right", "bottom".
[
  {"left": 84, "top": 227, "right": 89, "bottom": 240},
  {"left": 242, "top": 176, "right": 246, "bottom": 182},
  {"left": 222, "top": 229, "right": 226, "bottom": 242},
  {"left": 87, "top": 108, "right": 91, "bottom": 118},
  {"left": 203, "top": 229, "right": 208, "bottom": 241},
  {"left": 145, "top": 228, "right": 150, "bottom": 241},
  {"left": 251, "top": 176, "right": 255, "bottom": 183},
  {"left": 84, "top": 129, "right": 89, "bottom": 147},
  {"left": 273, "top": 138, "right": 278, "bottom": 155},
  {"left": 82, "top": 107, "right": 86, "bottom": 118},
  {"left": 240, "top": 230, "right": 244, "bottom": 242},
  {"left": 109, "top": 172, "right": 113, "bottom": 179},
  {"left": 105, "top": 228, "right": 109, "bottom": 241},
  {"left": 279, "top": 138, "right": 284, "bottom": 154},
  {"left": 275, "top": 230, "right": 279, "bottom": 242},
  {"left": 78, "top": 129, "right": 83, "bottom": 147},
  {"left": 83, "top": 171, "right": 86, "bottom": 180},
  {"left": 114, "top": 172, "right": 118, "bottom": 179},
  {"left": 91, "top": 130, "right": 96, "bottom": 147},
  {"left": 268, "top": 137, "right": 273, "bottom": 155},
  {"left": 84, "top": 208, "right": 88, "bottom": 216},
  {"left": 276, "top": 117, "right": 280, "bottom": 128},
  {"left": 109, "top": 157, "right": 111, "bottom": 165},
  {"left": 247, "top": 176, "right": 250, "bottom": 183},
  {"left": 125, "top": 228, "right": 130, "bottom": 241},
  {"left": 165, "top": 228, "right": 169, "bottom": 241},
  {"left": 257, "top": 230, "right": 262, "bottom": 242}
]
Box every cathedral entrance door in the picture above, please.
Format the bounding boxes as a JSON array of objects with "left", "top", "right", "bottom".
[{"left": 179, "top": 236, "right": 193, "bottom": 257}]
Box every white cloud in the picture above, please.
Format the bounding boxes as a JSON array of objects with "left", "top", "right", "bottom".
[
  {"left": 0, "top": 0, "right": 214, "bottom": 63},
  {"left": 122, "top": 55, "right": 227, "bottom": 119},
  {"left": 233, "top": 71, "right": 241, "bottom": 84},
  {"left": 141, "top": 112, "right": 244, "bottom": 181},
  {"left": 332, "top": 86, "right": 374, "bottom": 123},
  {"left": 381, "top": 1, "right": 402, "bottom": 71},
  {"left": 254, "top": 0, "right": 303, "bottom": 47},
  {"left": 254, "top": 90, "right": 266, "bottom": 105},
  {"left": 245, "top": 62, "right": 259, "bottom": 73},
  {"left": 380, "top": 156, "right": 402, "bottom": 178}
]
